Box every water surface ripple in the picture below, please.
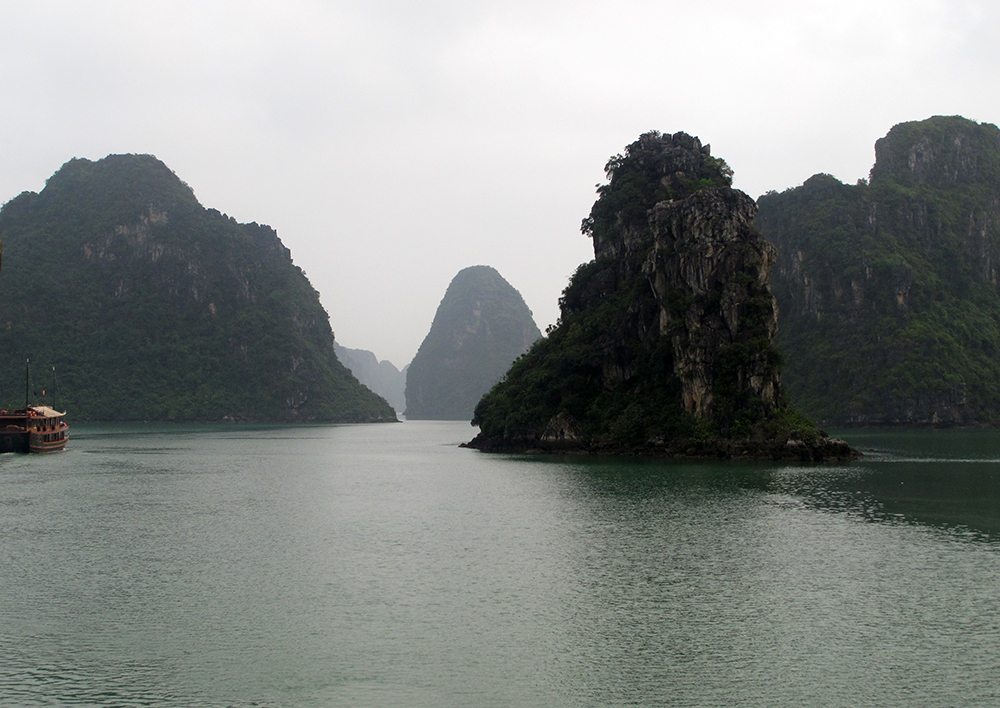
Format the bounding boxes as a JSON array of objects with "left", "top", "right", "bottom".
[{"left": 0, "top": 422, "right": 997, "bottom": 706}]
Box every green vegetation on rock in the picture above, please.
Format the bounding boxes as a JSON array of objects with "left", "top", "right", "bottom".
[
  {"left": 405, "top": 265, "right": 541, "bottom": 420},
  {"left": 757, "top": 116, "right": 1000, "bottom": 425},
  {"left": 470, "top": 132, "right": 851, "bottom": 460},
  {"left": 0, "top": 154, "right": 396, "bottom": 422}
]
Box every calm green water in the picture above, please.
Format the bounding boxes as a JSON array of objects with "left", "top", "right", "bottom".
[{"left": 0, "top": 422, "right": 997, "bottom": 707}]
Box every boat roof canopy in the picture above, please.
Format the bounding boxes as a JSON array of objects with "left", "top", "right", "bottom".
[{"left": 29, "top": 405, "right": 66, "bottom": 417}]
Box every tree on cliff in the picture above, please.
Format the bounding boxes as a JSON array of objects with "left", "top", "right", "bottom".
[
  {"left": 405, "top": 265, "right": 541, "bottom": 420},
  {"left": 0, "top": 154, "right": 396, "bottom": 422},
  {"left": 469, "top": 132, "right": 850, "bottom": 459},
  {"left": 757, "top": 115, "right": 1000, "bottom": 425}
]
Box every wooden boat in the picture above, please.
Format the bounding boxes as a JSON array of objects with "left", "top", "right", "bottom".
[{"left": 0, "top": 405, "right": 69, "bottom": 453}]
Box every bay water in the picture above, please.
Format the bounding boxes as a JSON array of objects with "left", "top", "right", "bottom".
[{"left": 0, "top": 421, "right": 997, "bottom": 707}]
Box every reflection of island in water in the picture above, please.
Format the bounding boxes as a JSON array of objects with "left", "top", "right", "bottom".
[
  {"left": 523, "top": 427, "right": 1000, "bottom": 543},
  {"left": 774, "top": 428, "right": 1000, "bottom": 541}
]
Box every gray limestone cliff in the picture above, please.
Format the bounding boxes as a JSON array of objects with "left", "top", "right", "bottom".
[{"left": 644, "top": 187, "right": 781, "bottom": 420}]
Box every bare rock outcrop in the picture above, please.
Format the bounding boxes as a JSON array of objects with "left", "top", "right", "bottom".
[{"left": 645, "top": 187, "right": 780, "bottom": 419}]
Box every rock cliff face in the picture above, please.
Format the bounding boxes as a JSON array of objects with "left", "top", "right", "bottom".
[
  {"left": 644, "top": 187, "right": 781, "bottom": 420},
  {"left": 757, "top": 116, "right": 1000, "bottom": 425},
  {"left": 405, "top": 265, "right": 541, "bottom": 420},
  {"left": 0, "top": 154, "right": 397, "bottom": 422},
  {"left": 469, "top": 131, "right": 853, "bottom": 460}
]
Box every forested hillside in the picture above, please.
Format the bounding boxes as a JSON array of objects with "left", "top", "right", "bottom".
[
  {"left": 0, "top": 154, "right": 396, "bottom": 422},
  {"left": 757, "top": 116, "right": 1000, "bottom": 425}
]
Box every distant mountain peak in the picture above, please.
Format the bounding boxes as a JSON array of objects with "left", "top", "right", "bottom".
[
  {"left": 334, "top": 341, "right": 406, "bottom": 415},
  {"left": 405, "top": 265, "right": 541, "bottom": 420}
]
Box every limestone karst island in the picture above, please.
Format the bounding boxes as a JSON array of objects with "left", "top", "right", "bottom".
[
  {"left": 467, "top": 131, "right": 856, "bottom": 461},
  {"left": 405, "top": 265, "right": 541, "bottom": 421},
  {"left": 1, "top": 115, "right": 995, "bottom": 453}
]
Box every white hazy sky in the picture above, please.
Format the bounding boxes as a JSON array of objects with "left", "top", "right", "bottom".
[{"left": 3, "top": 0, "right": 997, "bottom": 368}]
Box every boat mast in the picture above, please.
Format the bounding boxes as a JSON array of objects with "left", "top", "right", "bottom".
[{"left": 24, "top": 358, "right": 29, "bottom": 408}]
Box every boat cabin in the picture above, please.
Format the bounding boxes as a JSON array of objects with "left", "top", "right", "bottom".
[{"left": 0, "top": 405, "right": 69, "bottom": 453}]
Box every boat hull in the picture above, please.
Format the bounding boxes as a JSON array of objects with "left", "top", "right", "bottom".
[
  {"left": 29, "top": 428, "right": 68, "bottom": 453},
  {"left": 0, "top": 429, "right": 29, "bottom": 453}
]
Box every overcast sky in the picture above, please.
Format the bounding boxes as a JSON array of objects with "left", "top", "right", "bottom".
[{"left": 3, "top": 0, "right": 997, "bottom": 368}]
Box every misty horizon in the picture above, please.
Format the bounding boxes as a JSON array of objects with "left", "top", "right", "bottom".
[{"left": 3, "top": 0, "right": 996, "bottom": 368}]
